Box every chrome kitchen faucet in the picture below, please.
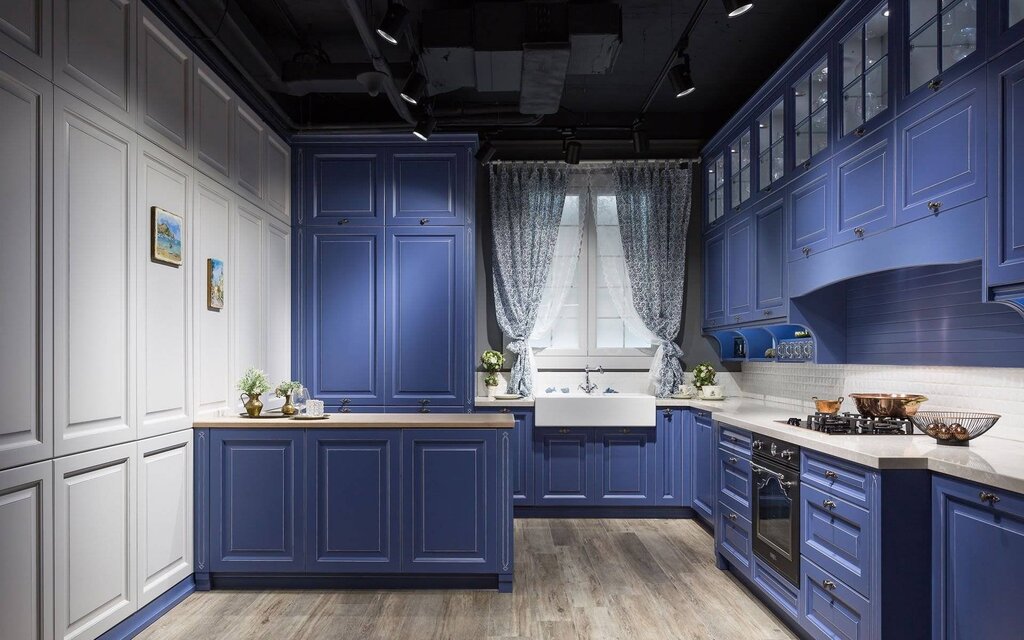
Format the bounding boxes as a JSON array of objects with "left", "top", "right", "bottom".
[{"left": 579, "top": 365, "right": 604, "bottom": 394}]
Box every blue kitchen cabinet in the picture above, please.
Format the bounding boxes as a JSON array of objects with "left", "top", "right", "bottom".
[
  {"left": 302, "top": 228, "right": 385, "bottom": 406},
  {"left": 801, "top": 483, "right": 873, "bottom": 598},
  {"left": 896, "top": 70, "right": 986, "bottom": 227},
  {"left": 305, "top": 430, "right": 401, "bottom": 572},
  {"left": 655, "top": 408, "right": 685, "bottom": 507},
  {"left": 717, "top": 501, "right": 753, "bottom": 577},
  {"left": 754, "top": 199, "right": 786, "bottom": 318},
  {"left": 987, "top": 42, "right": 1024, "bottom": 290},
  {"left": 787, "top": 163, "right": 832, "bottom": 261},
  {"left": 299, "top": 148, "right": 386, "bottom": 226},
  {"left": 595, "top": 427, "right": 656, "bottom": 505},
  {"left": 704, "top": 228, "right": 727, "bottom": 328},
  {"left": 833, "top": 124, "right": 894, "bottom": 246},
  {"left": 209, "top": 430, "right": 305, "bottom": 572},
  {"left": 933, "top": 475, "right": 1024, "bottom": 640},
  {"left": 718, "top": 445, "right": 753, "bottom": 518},
  {"left": 386, "top": 146, "right": 468, "bottom": 226},
  {"left": 402, "top": 429, "right": 499, "bottom": 573},
  {"left": 991, "top": 0, "right": 1024, "bottom": 56},
  {"left": 801, "top": 556, "right": 872, "bottom": 640},
  {"left": 385, "top": 227, "right": 467, "bottom": 408},
  {"left": 535, "top": 427, "right": 593, "bottom": 506},
  {"left": 726, "top": 213, "right": 756, "bottom": 325},
  {"left": 477, "top": 407, "right": 534, "bottom": 505},
  {"left": 714, "top": 424, "right": 753, "bottom": 578},
  {"left": 689, "top": 409, "right": 715, "bottom": 523},
  {"left": 901, "top": 0, "right": 987, "bottom": 111}
]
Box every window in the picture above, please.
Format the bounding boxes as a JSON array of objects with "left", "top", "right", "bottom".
[
  {"left": 707, "top": 154, "right": 726, "bottom": 225},
  {"left": 757, "top": 99, "right": 785, "bottom": 190},
  {"left": 1011, "top": 0, "right": 1024, "bottom": 27},
  {"left": 794, "top": 58, "right": 829, "bottom": 167},
  {"left": 530, "top": 187, "right": 655, "bottom": 369},
  {"left": 730, "top": 130, "right": 752, "bottom": 207},
  {"left": 907, "top": 0, "right": 977, "bottom": 92},
  {"left": 842, "top": 4, "right": 889, "bottom": 136}
]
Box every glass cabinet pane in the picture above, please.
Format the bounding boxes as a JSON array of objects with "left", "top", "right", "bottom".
[
  {"left": 841, "top": 4, "right": 890, "bottom": 136},
  {"left": 1013, "top": 0, "right": 1024, "bottom": 27},
  {"left": 707, "top": 154, "right": 726, "bottom": 225},
  {"left": 909, "top": 20, "right": 939, "bottom": 91},
  {"left": 794, "top": 58, "right": 828, "bottom": 166},
  {"left": 908, "top": 0, "right": 976, "bottom": 93},
  {"left": 941, "top": 1, "right": 977, "bottom": 70},
  {"left": 729, "top": 131, "right": 751, "bottom": 207},
  {"left": 757, "top": 100, "right": 783, "bottom": 192}
]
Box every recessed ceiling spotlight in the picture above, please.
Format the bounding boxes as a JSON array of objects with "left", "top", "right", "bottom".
[
  {"left": 722, "top": 0, "right": 754, "bottom": 18},
  {"left": 565, "top": 140, "right": 582, "bottom": 165},
  {"left": 400, "top": 72, "right": 426, "bottom": 105},
  {"left": 669, "top": 55, "right": 695, "bottom": 98},
  {"left": 376, "top": 3, "right": 409, "bottom": 45},
  {"left": 412, "top": 114, "right": 436, "bottom": 141}
]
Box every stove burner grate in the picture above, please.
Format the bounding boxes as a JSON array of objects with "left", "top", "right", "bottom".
[{"left": 801, "top": 412, "right": 916, "bottom": 435}]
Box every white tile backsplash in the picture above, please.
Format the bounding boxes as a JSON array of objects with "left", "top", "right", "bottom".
[{"left": 476, "top": 370, "right": 743, "bottom": 397}]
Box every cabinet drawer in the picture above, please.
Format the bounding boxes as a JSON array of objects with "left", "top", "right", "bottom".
[
  {"left": 718, "top": 447, "right": 752, "bottom": 517},
  {"left": 753, "top": 558, "right": 799, "bottom": 621},
  {"left": 718, "top": 425, "right": 752, "bottom": 456},
  {"left": 802, "top": 484, "right": 873, "bottom": 598},
  {"left": 802, "top": 450, "right": 874, "bottom": 510},
  {"left": 801, "top": 558, "right": 872, "bottom": 640},
  {"left": 718, "top": 501, "right": 752, "bottom": 576}
]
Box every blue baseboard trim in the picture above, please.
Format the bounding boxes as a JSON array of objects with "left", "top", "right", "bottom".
[
  {"left": 97, "top": 575, "right": 195, "bottom": 640},
  {"left": 515, "top": 506, "right": 694, "bottom": 519},
  {"left": 208, "top": 573, "right": 506, "bottom": 591}
]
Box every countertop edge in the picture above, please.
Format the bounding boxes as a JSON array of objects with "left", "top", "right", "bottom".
[{"left": 194, "top": 414, "right": 515, "bottom": 428}]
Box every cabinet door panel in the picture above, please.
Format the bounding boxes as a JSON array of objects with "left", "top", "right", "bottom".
[
  {"left": 656, "top": 409, "right": 683, "bottom": 507},
  {"left": 755, "top": 201, "right": 785, "bottom": 314},
  {"left": 0, "top": 461, "right": 53, "bottom": 640},
  {"left": 718, "top": 447, "right": 752, "bottom": 518},
  {"left": 988, "top": 44, "right": 1024, "bottom": 287},
  {"left": 596, "top": 428, "right": 654, "bottom": 505},
  {"left": 304, "top": 151, "right": 385, "bottom": 226},
  {"left": 801, "top": 484, "right": 872, "bottom": 598},
  {"left": 386, "top": 228, "right": 466, "bottom": 406},
  {"left": 388, "top": 147, "right": 465, "bottom": 225},
  {"left": 55, "top": 443, "right": 137, "bottom": 640},
  {"left": 480, "top": 408, "right": 534, "bottom": 505},
  {"left": 210, "top": 430, "right": 303, "bottom": 572},
  {"left": 801, "top": 558, "right": 872, "bottom": 640},
  {"left": 0, "top": 0, "right": 51, "bottom": 77},
  {"left": 536, "top": 428, "right": 592, "bottom": 505},
  {"left": 193, "top": 177, "right": 232, "bottom": 420},
  {"left": 306, "top": 430, "right": 400, "bottom": 572},
  {"left": 834, "top": 126, "right": 894, "bottom": 246},
  {"left": 0, "top": 57, "right": 52, "bottom": 470},
  {"left": 265, "top": 133, "right": 290, "bottom": 221},
  {"left": 54, "top": 91, "right": 136, "bottom": 456},
  {"left": 304, "top": 229, "right": 385, "bottom": 405},
  {"left": 402, "top": 430, "right": 497, "bottom": 572},
  {"left": 726, "top": 215, "right": 754, "bottom": 324},
  {"left": 234, "top": 104, "right": 264, "bottom": 203},
  {"left": 264, "top": 219, "right": 291, "bottom": 387},
  {"left": 703, "top": 230, "right": 727, "bottom": 328},
  {"left": 717, "top": 502, "right": 752, "bottom": 576},
  {"left": 691, "top": 412, "right": 715, "bottom": 522},
  {"left": 233, "top": 204, "right": 264, "bottom": 407},
  {"left": 787, "top": 164, "right": 831, "bottom": 261},
  {"left": 194, "top": 62, "right": 232, "bottom": 182},
  {"left": 138, "top": 7, "right": 190, "bottom": 158}
]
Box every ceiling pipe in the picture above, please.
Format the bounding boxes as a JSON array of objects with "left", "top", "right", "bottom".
[{"left": 341, "top": 0, "right": 417, "bottom": 124}]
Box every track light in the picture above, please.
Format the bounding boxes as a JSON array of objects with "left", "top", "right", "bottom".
[
  {"left": 475, "top": 139, "right": 497, "bottom": 164},
  {"left": 669, "top": 55, "right": 695, "bottom": 98},
  {"left": 564, "top": 140, "right": 582, "bottom": 165},
  {"left": 413, "top": 114, "right": 436, "bottom": 141},
  {"left": 632, "top": 121, "right": 650, "bottom": 154},
  {"left": 400, "top": 72, "right": 426, "bottom": 105},
  {"left": 376, "top": 3, "right": 409, "bottom": 45},
  {"left": 722, "top": 0, "right": 754, "bottom": 18}
]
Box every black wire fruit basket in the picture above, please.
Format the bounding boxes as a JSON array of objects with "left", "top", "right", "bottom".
[{"left": 909, "top": 411, "right": 1001, "bottom": 446}]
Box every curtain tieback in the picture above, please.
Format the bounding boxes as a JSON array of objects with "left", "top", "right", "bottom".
[
  {"left": 506, "top": 339, "right": 531, "bottom": 356},
  {"left": 658, "top": 340, "right": 683, "bottom": 360}
]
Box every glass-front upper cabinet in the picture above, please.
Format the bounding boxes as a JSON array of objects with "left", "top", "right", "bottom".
[
  {"left": 757, "top": 99, "right": 785, "bottom": 192},
  {"left": 906, "top": 0, "right": 979, "bottom": 94},
  {"left": 993, "top": 0, "right": 1024, "bottom": 51},
  {"left": 793, "top": 58, "right": 829, "bottom": 168},
  {"left": 730, "top": 130, "right": 752, "bottom": 208},
  {"left": 841, "top": 4, "right": 890, "bottom": 138},
  {"left": 707, "top": 153, "right": 726, "bottom": 226}
]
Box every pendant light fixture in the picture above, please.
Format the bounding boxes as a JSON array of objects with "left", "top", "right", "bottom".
[
  {"left": 721, "top": 0, "right": 754, "bottom": 18},
  {"left": 669, "top": 54, "right": 695, "bottom": 98},
  {"left": 376, "top": 3, "right": 409, "bottom": 45},
  {"left": 400, "top": 71, "right": 426, "bottom": 105}
]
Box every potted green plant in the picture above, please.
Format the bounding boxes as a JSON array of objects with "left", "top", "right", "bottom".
[
  {"left": 238, "top": 368, "right": 271, "bottom": 417},
  {"left": 275, "top": 380, "right": 303, "bottom": 416},
  {"left": 691, "top": 362, "right": 722, "bottom": 399},
  {"left": 481, "top": 349, "right": 505, "bottom": 398}
]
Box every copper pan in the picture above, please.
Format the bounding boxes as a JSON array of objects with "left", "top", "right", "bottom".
[{"left": 812, "top": 397, "right": 844, "bottom": 414}]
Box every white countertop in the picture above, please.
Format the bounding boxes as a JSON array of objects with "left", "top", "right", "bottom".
[{"left": 475, "top": 395, "right": 1024, "bottom": 494}]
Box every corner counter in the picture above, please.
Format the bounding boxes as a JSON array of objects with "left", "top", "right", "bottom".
[{"left": 194, "top": 413, "right": 515, "bottom": 428}]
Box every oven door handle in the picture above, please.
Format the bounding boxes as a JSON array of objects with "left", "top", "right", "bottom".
[{"left": 752, "top": 461, "right": 798, "bottom": 490}]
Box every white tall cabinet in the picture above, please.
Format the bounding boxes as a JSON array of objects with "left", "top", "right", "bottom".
[{"left": 0, "top": 0, "right": 291, "bottom": 637}]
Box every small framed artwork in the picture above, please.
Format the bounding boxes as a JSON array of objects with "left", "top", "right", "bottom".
[
  {"left": 151, "top": 206, "right": 183, "bottom": 266},
  {"left": 207, "top": 258, "right": 225, "bottom": 310}
]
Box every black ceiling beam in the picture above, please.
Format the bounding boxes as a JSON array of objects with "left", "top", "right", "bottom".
[{"left": 636, "top": 0, "right": 709, "bottom": 117}]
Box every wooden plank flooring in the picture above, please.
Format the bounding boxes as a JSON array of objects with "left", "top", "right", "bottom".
[{"left": 139, "top": 519, "right": 796, "bottom": 640}]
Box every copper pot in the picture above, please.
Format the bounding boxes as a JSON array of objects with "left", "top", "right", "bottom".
[
  {"left": 813, "top": 396, "right": 844, "bottom": 414},
  {"left": 849, "top": 393, "right": 928, "bottom": 419}
]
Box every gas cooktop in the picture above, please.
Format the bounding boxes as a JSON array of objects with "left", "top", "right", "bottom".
[{"left": 781, "top": 412, "right": 918, "bottom": 436}]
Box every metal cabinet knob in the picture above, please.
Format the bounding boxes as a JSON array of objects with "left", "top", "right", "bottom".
[
  {"left": 419, "top": 218, "right": 430, "bottom": 225},
  {"left": 853, "top": 127, "right": 866, "bottom": 138},
  {"left": 802, "top": 246, "right": 811, "bottom": 257},
  {"left": 824, "top": 470, "right": 838, "bottom": 480},
  {"left": 418, "top": 399, "right": 431, "bottom": 413},
  {"left": 928, "top": 78, "right": 943, "bottom": 91},
  {"left": 733, "top": 315, "right": 741, "bottom": 323},
  {"left": 559, "top": 428, "right": 570, "bottom": 434},
  {"left": 663, "top": 408, "right": 673, "bottom": 417},
  {"left": 338, "top": 218, "right": 350, "bottom": 225},
  {"left": 854, "top": 227, "right": 865, "bottom": 238},
  {"left": 727, "top": 513, "right": 738, "bottom": 521},
  {"left": 500, "top": 407, "right": 510, "bottom": 413},
  {"left": 728, "top": 457, "right": 738, "bottom": 464},
  {"left": 823, "top": 499, "right": 837, "bottom": 511},
  {"left": 822, "top": 579, "right": 837, "bottom": 591},
  {"left": 928, "top": 201, "right": 942, "bottom": 213},
  {"left": 803, "top": 160, "right": 812, "bottom": 170},
  {"left": 763, "top": 309, "right": 772, "bottom": 317},
  {"left": 622, "top": 428, "right": 631, "bottom": 434},
  {"left": 980, "top": 491, "right": 1001, "bottom": 505},
  {"left": 752, "top": 440, "right": 764, "bottom": 450}
]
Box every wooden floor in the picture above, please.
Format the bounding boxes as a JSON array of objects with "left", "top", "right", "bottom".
[{"left": 139, "top": 519, "right": 795, "bottom": 640}]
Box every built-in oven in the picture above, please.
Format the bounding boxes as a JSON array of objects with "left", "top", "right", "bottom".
[{"left": 751, "top": 435, "right": 801, "bottom": 587}]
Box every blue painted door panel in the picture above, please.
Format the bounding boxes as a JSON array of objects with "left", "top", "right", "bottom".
[
  {"left": 896, "top": 71, "right": 986, "bottom": 227},
  {"left": 933, "top": 476, "right": 1024, "bottom": 640},
  {"left": 987, "top": 43, "right": 1024, "bottom": 288},
  {"left": 718, "top": 446, "right": 753, "bottom": 519},
  {"left": 717, "top": 501, "right": 752, "bottom": 577},
  {"left": 301, "top": 149, "right": 385, "bottom": 226},
  {"left": 802, "top": 450, "right": 875, "bottom": 510},
  {"left": 387, "top": 147, "right": 466, "bottom": 225},
  {"left": 726, "top": 214, "right": 755, "bottom": 324},
  {"left": 787, "top": 163, "right": 832, "bottom": 261},
  {"left": 655, "top": 408, "right": 684, "bottom": 507},
  {"left": 210, "top": 430, "right": 304, "bottom": 572},
  {"left": 305, "top": 430, "right": 401, "bottom": 572},
  {"left": 704, "top": 229, "right": 727, "bottom": 328},
  {"left": 753, "top": 558, "right": 800, "bottom": 621},
  {"left": 385, "top": 227, "right": 466, "bottom": 407},
  {"left": 754, "top": 200, "right": 786, "bottom": 316},
  {"left": 536, "top": 427, "right": 593, "bottom": 505},
  {"left": 833, "top": 124, "right": 895, "bottom": 246},
  {"left": 303, "top": 228, "right": 385, "bottom": 406},
  {"left": 801, "top": 557, "right": 872, "bottom": 640},
  {"left": 402, "top": 429, "right": 497, "bottom": 572},
  {"left": 478, "top": 408, "right": 534, "bottom": 505},
  {"left": 690, "top": 411, "right": 715, "bottom": 523},
  {"left": 801, "top": 483, "right": 873, "bottom": 598},
  {"left": 595, "top": 428, "right": 655, "bottom": 505}
]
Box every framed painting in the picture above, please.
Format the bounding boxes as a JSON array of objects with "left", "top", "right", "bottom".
[
  {"left": 151, "top": 206, "right": 183, "bottom": 266},
  {"left": 207, "top": 258, "right": 225, "bottom": 310}
]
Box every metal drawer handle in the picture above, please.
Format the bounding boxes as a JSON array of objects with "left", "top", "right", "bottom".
[
  {"left": 822, "top": 579, "right": 837, "bottom": 591},
  {"left": 824, "top": 470, "right": 838, "bottom": 480},
  {"left": 802, "top": 246, "right": 811, "bottom": 257},
  {"left": 853, "top": 127, "right": 866, "bottom": 138},
  {"left": 928, "top": 78, "right": 943, "bottom": 91},
  {"left": 928, "top": 201, "right": 942, "bottom": 214},
  {"left": 622, "top": 428, "right": 631, "bottom": 434},
  {"left": 338, "top": 218, "right": 350, "bottom": 225},
  {"left": 980, "top": 491, "right": 1001, "bottom": 505},
  {"left": 420, "top": 218, "right": 430, "bottom": 225},
  {"left": 500, "top": 407, "right": 510, "bottom": 413},
  {"left": 803, "top": 160, "right": 812, "bottom": 170},
  {"left": 559, "top": 428, "right": 570, "bottom": 434},
  {"left": 854, "top": 227, "right": 865, "bottom": 238},
  {"left": 340, "top": 407, "right": 351, "bottom": 413},
  {"left": 728, "top": 457, "right": 738, "bottom": 464},
  {"left": 727, "top": 513, "right": 738, "bottom": 521},
  {"left": 663, "top": 408, "right": 673, "bottom": 417},
  {"left": 763, "top": 309, "right": 772, "bottom": 317},
  {"left": 823, "top": 499, "right": 837, "bottom": 511}
]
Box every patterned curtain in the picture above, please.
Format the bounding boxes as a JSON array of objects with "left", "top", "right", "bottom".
[
  {"left": 613, "top": 162, "right": 693, "bottom": 397},
  {"left": 490, "top": 163, "right": 570, "bottom": 396}
]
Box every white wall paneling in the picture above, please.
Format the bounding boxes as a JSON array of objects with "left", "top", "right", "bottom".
[
  {"left": 137, "top": 430, "right": 192, "bottom": 607},
  {"left": 234, "top": 102, "right": 265, "bottom": 205},
  {"left": 54, "top": 89, "right": 137, "bottom": 457},
  {"left": 138, "top": 140, "right": 192, "bottom": 439},
  {"left": 137, "top": 5, "right": 191, "bottom": 160},
  {"left": 54, "top": 442, "right": 137, "bottom": 640},
  {"left": 0, "top": 460, "right": 54, "bottom": 640},
  {"left": 0, "top": 55, "right": 53, "bottom": 471},
  {"left": 233, "top": 202, "right": 265, "bottom": 412},
  {"left": 193, "top": 60, "right": 233, "bottom": 184},
  {"left": 265, "top": 131, "right": 290, "bottom": 223},
  {"left": 264, "top": 217, "right": 291, "bottom": 386},
  {"left": 53, "top": 0, "right": 136, "bottom": 126},
  {"left": 0, "top": 0, "right": 52, "bottom": 78}
]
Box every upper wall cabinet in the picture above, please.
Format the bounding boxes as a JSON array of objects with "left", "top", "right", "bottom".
[
  {"left": 194, "top": 61, "right": 234, "bottom": 184},
  {"left": 387, "top": 147, "right": 467, "bottom": 225},
  {"left": 992, "top": 0, "right": 1024, "bottom": 55},
  {"left": 704, "top": 228, "right": 728, "bottom": 328},
  {"left": 234, "top": 102, "right": 265, "bottom": 205},
  {"left": 0, "top": 0, "right": 52, "bottom": 77},
  {"left": 54, "top": 0, "right": 136, "bottom": 126},
  {"left": 265, "top": 132, "right": 291, "bottom": 221},
  {"left": 904, "top": 0, "right": 986, "bottom": 109},
  {"left": 787, "top": 163, "right": 832, "bottom": 261},
  {"left": 755, "top": 200, "right": 786, "bottom": 315},
  {"left": 756, "top": 98, "right": 786, "bottom": 194},
  {"left": 792, "top": 55, "right": 830, "bottom": 171},
  {"left": 137, "top": 5, "right": 191, "bottom": 160},
  {"left": 301, "top": 149, "right": 386, "bottom": 226},
  {"left": 729, "top": 129, "right": 753, "bottom": 211},
  {"left": 706, "top": 153, "right": 727, "bottom": 227},
  {"left": 838, "top": 3, "right": 892, "bottom": 147},
  {"left": 987, "top": 42, "right": 1024, "bottom": 290},
  {"left": 0, "top": 56, "right": 52, "bottom": 471},
  {"left": 834, "top": 123, "right": 895, "bottom": 245}
]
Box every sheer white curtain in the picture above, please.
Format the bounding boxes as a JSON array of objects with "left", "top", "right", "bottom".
[{"left": 530, "top": 194, "right": 584, "bottom": 344}]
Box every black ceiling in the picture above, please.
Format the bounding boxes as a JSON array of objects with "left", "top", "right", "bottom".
[{"left": 161, "top": 0, "right": 842, "bottom": 142}]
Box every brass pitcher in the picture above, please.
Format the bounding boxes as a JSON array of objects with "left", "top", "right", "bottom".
[
  {"left": 280, "top": 393, "right": 297, "bottom": 416},
  {"left": 242, "top": 393, "right": 263, "bottom": 418}
]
